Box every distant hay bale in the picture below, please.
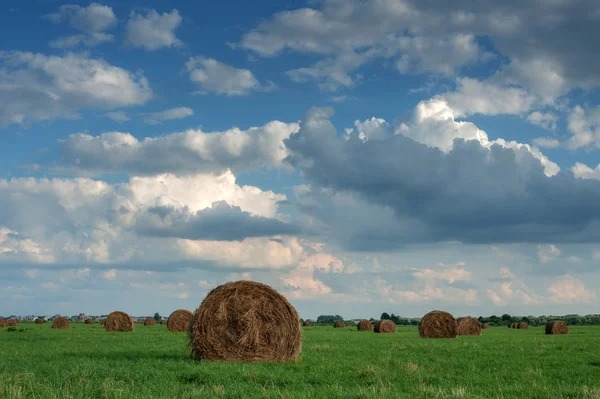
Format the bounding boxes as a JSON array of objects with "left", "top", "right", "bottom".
[
  {"left": 357, "top": 320, "right": 372, "bottom": 331},
  {"left": 144, "top": 317, "right": 157, "bottom": 326},
  {"left": 545, "top": 320, "right": 568, "bottom": 335},
  {"left": 161, "top": 320, "right": 167, "bottom": 325},
  {"left": 303, "top": 321, "right": 312, "bottom": 327},
  {"left": 100, "top": 319, "right": 106, "bottom": 326},
  {"left": 84, "top": 318, "right": 94, "bottom": 325},
  {"left": 507, "top": 324, "right": 512, "bottom": 328},
  {"left": 189, "top": 280, "right": 302, "bottom": 362},
  {"left": 517, "top": 322, "right": 529, "bottom": 329},
  {"left": 419, "top": 310, "right": 458, "bottom": 339},
  {"left": 52, "top": 317, "right": 70, "bottom": 329},
  {"left": 333, "top": 321, "right": 345, "bottom": 328},
  {"left": 6, "top": 319, "right": 17, "bottom": 327},
  {"left": 374, "top": 319, "right": 396, "bottom": 333},
  {"left": 481, "top": 323, "right": 490, "bottom": 329},
  {"left": 167, "top": 309, "right": 193, "bottom": 332},
  {"left": 456, "top": 317, "right": 482, "bottom": 336},
  {"left": 0, "top": 317, "right": 5, "bottom": 328},
  {"left": 105, "top": 311, "right": 135, "bottom": 332},
  {"left": 510, "top": 323, "right": 517, "bottom": 328},
  {"left": 34, "top": 318, "right": 44, "bottom": 325}
]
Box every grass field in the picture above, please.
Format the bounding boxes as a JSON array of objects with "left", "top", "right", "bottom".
[{"left": 1, "top": 324, "right": 599, "bottom": 398}]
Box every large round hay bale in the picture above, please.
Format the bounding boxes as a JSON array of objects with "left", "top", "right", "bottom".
[
  {"left": 105, "top": 311, "right": 135, "bottom": 332},
  {"left": 167, "top": 309, "right": 193, "bottom": 332},
  {"left": 357, "top": 320, "right": 372, "bottom": 331},
  {"left": 333, "top": 321, "right": 345, "bottom": 328},
  {"left": 303, "top": 321, "right": 312, "bottom": 327},
  {"left": 189, "top": 280, "right": 301, "bottom": 362},
  {"left": 481, "top": 323, "right": 490, "bottom": 329},
  {"left": 374, "top": 319, "right": 396, "bottom": 333},
  {"left": 144, "top": 317, "right": 157, "bottom": 326},
  {"left": 517, "top": 322, "right": 528, "bottom": 329},
  {"left": 456, "top": 316, "right": 482, "bottom": 336},
  {"left": 52, "top": 317, "right": 70, "bottom": 329},
  {"left": 6, "top": 319, "right": 17, "bottom": 327},
  {"left": 84, "top": 318, "right": 94, "bottom": 325},
  {"left": 419, "top": 310, "right": 458, "bottom": 338},
  {"left": 0, "top": 317, "right": 5, "bottom": 328},
  {"left": 545, "top": 320, "right": 568, "bottom": 335},
  {"left": 34, "top": 318, "right": 44, "bottom": 325}
]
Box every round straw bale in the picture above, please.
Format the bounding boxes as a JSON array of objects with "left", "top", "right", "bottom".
[
  {"left": 303, "top": 321, "right": 312, "bottom": 327},
  {"left": 333, "top": 321, "right": 345, "bottom": 328},
  {"left": 167, "top": 309, "right": 193, "bottom": 332},
  {"left": 189, "top": 280, "right": 302, "bottom": 362},
  {"left": 545, "top": 320, "right": 568, "bottom": 335},
  {"left": 419, "top": 310, "right": 458, "bottom": 338},
  {"left": 144, "top": 317, "right": 157, "bottom": 326},
  {"left": 357, "top": 320, "right": 372, "bottom": 331},
  {"left": 84, "top": 318, "right": 94, "bottom": 324},
  {"left": 34, "top": 318, "right": 44, "bottom": 324},
  {"left": 374, "top": 319, "right": 396, "bottom": 333},
  {"left": 517, "top": 322, "right": 528, "bottom": 329},
  {"left": 456, "top": 316, "right": 482, "bottom": 336},
  {"left": 105, "top": 311, "right": 135, "bottom": 332},
  {"left": 52, "top": 317, "right": 70, "bottom": 329},
  {"left": 6, "top": 319, "right": 18, "bottom": 327},
  {"left": 0, "top": 317, "right": 5, "bottom": 328},
  {"left": 481, "top": 323, "right": 490, "bottom": 329},
  {"left": 161, "top": 320, "right": 167, "bottom": 325}
]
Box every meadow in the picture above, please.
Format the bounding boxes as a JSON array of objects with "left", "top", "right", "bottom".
[{"left": 1, "top": 324, "right": 599, "bottom": 399}]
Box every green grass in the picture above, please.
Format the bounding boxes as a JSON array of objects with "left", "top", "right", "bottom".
[{"left": 1, "top": 324, "right": 600, "bottom": 398}]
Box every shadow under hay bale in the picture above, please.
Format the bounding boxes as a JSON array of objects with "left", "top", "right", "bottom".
[
  {"left": 456, "top": 317, "right": 482, "bottom": 336},
  {"left": 189, "top": 280, "right": 302, "bottom": 362},
  {"left": 84, "top": 318, "right": 94, "bottom": 325},
  {"left": 106, "top": 311, "right": 135, "bottom": 332},
  {"left": 303, "top": 321, "right": 312, "bottom": 327},
  {"left": 357, "top": 320, "right": 372, "bottom": 331},
  {"left": 374, "top": 319, "right": 396, "bottom": 333},
  {"left": 333, "top": 321, "right": 345, "bottom": 328},
  {"left": 517, "top": 322, "right": 529, "bottom": 329},
  {"left": 144, "top": 317, "right": 157, "bottom": 326},
  {"left": 481, "top": 323, "right": 490, "bottom": 329},
  {"left": 34, "top": 318, "right": 45, "bottom": 325},
  {"left": 167, "top": 309, "right": 193, "bottom": 332},
  {"left": 52, "top": 317, "right": 70, "bottom": 329},
  {"left": 545, "top": 320, "right": 568, "bottom": 335},
  {"left": 419, "top": 310, "right": 458, "bottom": 338}
]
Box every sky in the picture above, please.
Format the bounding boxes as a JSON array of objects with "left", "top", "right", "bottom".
[{"left": 1, "top": 0, "right": 600, "bottom": 319}]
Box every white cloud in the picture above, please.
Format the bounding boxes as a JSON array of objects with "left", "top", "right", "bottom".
[
  {"left": 412, "top": 266, "right": 472, "bottom": 284},
  {"left": 345, "top": 117, "right": 393, "bottom": 142},
  {"left": 141, "top": 107, "right": 193, "bottom": 125},
  {"left": 104, "top": 111, "right": 130, "bottom": 123},
  {"left": 548, "top": 275, "right": 596, "bottom": 304},
  {"left": 486, "top": 267, "right": 544, "bottom": 306},
  {"left": 570, "top": 162, "right": 600, "bottom": 180},
  {"left": 102, "top": 269, "right": 117, "bottom": 281},
  {"left": 565, "top": 106, "right": 600, "bottom": 150},
  {"left": 185, "top": 57, "right": 272, "bottom": 96},
  {"left": 527, "top": 111, "right": 558, "bottom": 131},
  {"left": 0, "top": 52, "right": 152, "bottom": 127},
  {"left": 124, "top": 9, "right": 183, "bottom": 51},
  {"left": 532, "top": 137, "right": 561, "bottom": 149},
  {"left": 45, "top": 3, "right": 116, "bottom": 48},
  {"left": 537, "top": 244, "right": 561, "bottom": 264}
]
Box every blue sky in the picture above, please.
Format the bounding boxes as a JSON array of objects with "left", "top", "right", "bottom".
[{"left": 1, "top": 0, "right": 600, "bottom": 319}]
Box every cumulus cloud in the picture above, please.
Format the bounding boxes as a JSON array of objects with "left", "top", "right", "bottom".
[
  {"left": 0, "top": 52, "right": 152, "bottom": 127},
  {"left": 565, "top": 105, "right": 600, "bottom": 150},
  {"left": 124, "top": 9, "right": 183, "bottom": 51},
  {"left": 527, "top": 111, "right": 558, "bottom": 131},
  {"left": 104, "top": 111, "right": 130, "bottom": 123},
  {"left": 285, "top": 107, "right": 600, "bottom": 249},
  {"left": 185, "top": 57, "right": 273, "bottom": 96},
  {"left": 57, "top": 121, "right": 299, "bottom": 176},
  {"left": 537, "top": 244, "right": 561, "bottom": 264},
  {"left": 532, "top": 137, "right": 561, "bottom": 149},
  {"left": 141, "top": 107, "right": 193, "bottom": 125},
  {"left": 570, "top": 162, "right": 600, "bottom": 180},
  {"left": 547, "top": 275, "right": 596, "bottom": 304},
  {"left": 45, "top": 2, "right": 117, "bottom": 48}
]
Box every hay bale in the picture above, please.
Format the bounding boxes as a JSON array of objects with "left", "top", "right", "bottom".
[
  {"left": 456, "top": 316, "right": 482, "bottom": 336},
  {"left": 84, "top": 318, "right": 94, "bottom": 325},
  {"left": 374, "top": 319, "right": 396, "bottom": 333},
  {"left": 6, "top": 319, "right": 17, "bottom": 327},
  {"left": 333, "top": 321, "right": 345, "bottom": 328},
  {"left": 517, "top": 322, "right": 529, "bottom": 329},
  {"left": 34, "top": 318, "right": 44, "bottom": 325},
  {"left": 303, "top": 321, "right": 312, "bottom": 327},
  {"left": 357, "top": 320, "right": 372, "bottom": 331},
  {"left": 167, "top": 309, "right": 193, "bottom": 332},
  {"left": 0, "top": 317, "right": 5, "bottom": 328},
  {"left": 144, "top": 317, "right": 157, "bottom": 326},
  {"left": 418, "top": 310, "right": 458, "bottom": 338},
  {"left": 161, "top": 320, "right": 167, "bottom": 325},
  {"left": 105, "top": 311, "right": 135, "bottom": 332},
  {"left": 545, "top": 320, "right": 568, "bottom": 335},
  {"left": 189, "top": 280, "right": 302, "bottom": 362},
  {"left": 481, "top": 323, "right": 490, "bottom": 329},
  {"left": 100, "top": 319, "right": 106, "bottom": 326},
  {"left": 52, "top": 317, "right": 70, "bottom": 329}
]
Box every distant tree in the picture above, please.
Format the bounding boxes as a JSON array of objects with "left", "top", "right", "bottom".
[
  {"left": 316, "top": 315, "right": 344, "bottom": 324},
  {"left": 501, "top": 314, "right": 512, "bottom": 322},
  {"left": 154, "top": 312, "right": 161, "bottom": 322},
  {"left": 381, "top": 312, "right": 391, "bottom": 320}
]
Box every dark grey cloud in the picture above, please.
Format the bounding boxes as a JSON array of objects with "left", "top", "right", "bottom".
[
  {"left": 134, "top": 201, "right": 301, "bottom": 241},
  {"left": 284, "top": 107, "right": 600, "bottom": 249}
]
